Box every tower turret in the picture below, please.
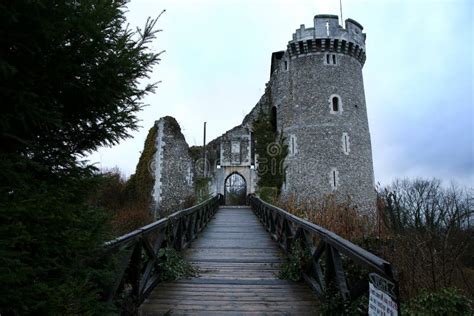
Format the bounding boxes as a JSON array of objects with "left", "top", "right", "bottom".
[{"left": 266, "top": 14, "right": 375, "bottom": 210}]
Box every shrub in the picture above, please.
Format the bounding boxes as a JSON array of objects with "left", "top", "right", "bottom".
[
  {"left": 158, "top": 247, "right": 198, "bottom": 282},
  {"left": 402, "top": 287, "right": 473, "bottom": 315},
  {"left": 279, "top": 241, "right": 310, "bottom": 281},
  {"left": 257, "top": 187, "right": 279, "bottom": 203},
  {"left": 195, "top": 177, "right": 212, "bottom": 203},
  {"left": 319, "top": 291, "right": 368, "bottom": 316},
  {"left": 275, "top": 178, "right": 473, "bottom": 312},
  {"left": 109, "top": 206, "right": 153, "bottom": 237},
  {"left": 377, "top": 179, "right": 473, "bottom": 301},
  {"left": 253, "top": 109, "right": 288, "bottom": 195},
  {"left": 277, "top": 194, "right": 376, "bottom": 241}
]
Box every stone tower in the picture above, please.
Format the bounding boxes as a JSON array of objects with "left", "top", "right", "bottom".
[
  {"left": 147, "top": 14, "right": 377, "bottom": 211},
  {"left": 260, "top": 14, "right": 376, "bottom": 210}
]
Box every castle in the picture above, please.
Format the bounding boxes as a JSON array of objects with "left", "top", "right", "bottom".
[{"left": 146, "top": 14, "right": 376, "bottom": 217}]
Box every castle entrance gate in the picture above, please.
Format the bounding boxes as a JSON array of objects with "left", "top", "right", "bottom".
[{"left": 224, "top": 173, "right": 247, "bottom": 205}]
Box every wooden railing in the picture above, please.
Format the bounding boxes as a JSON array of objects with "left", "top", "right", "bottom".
[
  {"left": 102, "top": 194, "right": 222, "bottom": 310},
  {"left": 249, "top": 195, "right": 400, "bottom": 311}
]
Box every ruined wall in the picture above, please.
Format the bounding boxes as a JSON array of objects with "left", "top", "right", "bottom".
[
  {"left": 239, "top": 14, "right": 376, "bottom": 211},
  {"left": 151, "top": 116, "right": 194, "bottom": 218},
  {"left": 148, "top": 14, "right": 376, "bottom": 211}
]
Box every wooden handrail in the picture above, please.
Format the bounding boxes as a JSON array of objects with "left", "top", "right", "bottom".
[
  {"left": 101, "top": 194, "right": 223, "bottom": 311},
  {"left": 249, "top": 195, "right": 400, "bottom": 309}
]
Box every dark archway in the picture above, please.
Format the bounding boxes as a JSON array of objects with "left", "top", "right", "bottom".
[{"left": 224, "top": 173, "right": 247, "bottom": 205}]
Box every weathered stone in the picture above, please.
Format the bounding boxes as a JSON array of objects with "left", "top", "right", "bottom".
[
  {"left": 151, "top": 116, "right": 194, "bottom": 218},
  {"left": 149, "top": 13, "right": 376, "bottom": 211}
]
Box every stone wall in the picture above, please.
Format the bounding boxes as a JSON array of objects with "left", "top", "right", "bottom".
[
  {"left": 151, "top": 116, "right": 194, "bottom": 218},
  {"left": 238, "top": 15, "right": 376, "bottom": 211},
  {"left": 148, "top": 14, "right": 376, "bottom": 212}
]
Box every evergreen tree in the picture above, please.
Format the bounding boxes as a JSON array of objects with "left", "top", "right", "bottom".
[{"left": 0, "top": 1, "right": 162, "bottom": 313}]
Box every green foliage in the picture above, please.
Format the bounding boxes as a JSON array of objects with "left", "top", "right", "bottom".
[
  {"left": 0, "top": 0, "right": 162, "bottom": 167},
  {"left": 189, "top": 145, "right": 204, "bottom": 162},
  {"left": 195, "top": 177, "right": 211, "bottom": 202},
  {"left": 257, "top": 186, "right": 279, "bottom": 203},
  {"left": 402, "top": 288, "right": 473, "bottom": 315},
  {"left": 89, "top": 168, "right": 128, "bottom": 212},
  {"left": 319, "top": 291, "right": 368, "bottom": 316},
  {"left": 319, "top": 252, "right": 369, "bottom": 315},
  {"left": 0, "top": 0, "right": 161, "bottom": 314},
  {"left": 158, "top": 247, "right": 198, "bottom": 282},
  {"left": 0, "top": 167, "right": 115, "bottom": 314},
  {"left": 125, "top": 125, "right": 158, "bottom": 209},
  {"left": 279, "top": 241, "right": 310, "bottom": 281},
  {"left": 253, "top": 110, "right": 288, "bottom": 194}
]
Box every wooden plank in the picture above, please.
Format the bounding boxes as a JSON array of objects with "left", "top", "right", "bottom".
[
  {"left": 139, "top": 206, "right": 319, "bottom": 315},
  {"left": 141, "top": 311, "right": 315, "bottom": 316}
]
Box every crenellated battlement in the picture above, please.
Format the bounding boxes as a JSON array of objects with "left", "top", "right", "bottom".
[{"left": 288, "top": 15, "right": 366, "bottom": 65}]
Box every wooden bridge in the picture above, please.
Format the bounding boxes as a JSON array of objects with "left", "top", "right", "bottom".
[{"left": 103, "top": 195, "right": 400, "bottom": 315}]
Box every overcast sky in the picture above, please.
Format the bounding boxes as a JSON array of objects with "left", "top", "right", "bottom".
[{"left": 88, "top": 0, "right": 473, "bottom": 187}]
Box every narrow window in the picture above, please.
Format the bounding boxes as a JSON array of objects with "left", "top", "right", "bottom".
[
  {"left": 342, "top": 132, "right": 350, "bottom": 155},
  {"left": 326, "top": 54, "right": 330, "bottom": 64},
  {"left": 332, "top": 54, "right": 336, "bottom": 64},
  {"left": 284, "top": 61, "right": 288, "bottom": 71},
  {"left": 330, "top": 168, "right": 339, "bottom": 190},
  {"left": 332, "top": 97, "right": 339, "bottom": 112},
  {"left": 329, "top": 94, "right": 343, "bottom": 114},
  {"left": 289, "top": 134, "right": 297, "bottom": 156}
]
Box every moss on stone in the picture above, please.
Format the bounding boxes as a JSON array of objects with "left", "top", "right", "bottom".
[
  {"left": 124, "top": 125, "right": 157, "bottom": 209},
  {"left": 195, "top": 176, "right": 211, "bottom": 202},
  {"left": 253, "top": 109, "right": 288, "bottom": 195},
  {"left": 189, "top": 145, "right": 203, "bottom": 162}
]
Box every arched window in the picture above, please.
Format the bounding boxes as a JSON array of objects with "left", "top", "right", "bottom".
[
  {"left": 332, "top": 96, "right": 339, "bottom": 112},
  {"left": 329, "top": 94, "right": 343, "bottom": 114}
]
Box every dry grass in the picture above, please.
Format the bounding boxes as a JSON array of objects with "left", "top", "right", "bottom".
[
  {"left": 108, "top": 205, "right": 153, "bottom": 237},
  {"left": 277, "top": 193, "right": 383, "bottom": 241},
  {"left": 275, "top": 189, "right": 473, "bottom": 303}
]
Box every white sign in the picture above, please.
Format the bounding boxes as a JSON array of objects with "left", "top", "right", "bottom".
[{"left": 368, "top": 273, "right": 398, "bottom": 316}]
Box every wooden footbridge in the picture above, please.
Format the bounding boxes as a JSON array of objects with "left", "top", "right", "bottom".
[{"left": 103, "top": 195, "right": 400, "bottom": 315}]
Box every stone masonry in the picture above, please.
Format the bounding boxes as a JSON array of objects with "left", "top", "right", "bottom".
[
  {"left": 151, "top": 116, "right": 194, "bottom": 218},
  {"left": 150, "top": 13, "right": 376, "bottom": 211}
]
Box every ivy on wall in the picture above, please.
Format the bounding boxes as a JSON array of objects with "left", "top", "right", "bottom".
[
  {"left": 253, "top": 109, "right": 288, "bottom": 197},
  {"left": 124, "top": 125, "right": 157, "bottom": 210}
]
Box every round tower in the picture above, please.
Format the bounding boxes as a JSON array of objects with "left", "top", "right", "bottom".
[{"left": 270, "top": 14, "right": 375, "bottom": 210}]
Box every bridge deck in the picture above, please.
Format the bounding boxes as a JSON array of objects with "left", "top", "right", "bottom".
[{"left": 140, "top": 206, "right": 319, "bottom": 315}]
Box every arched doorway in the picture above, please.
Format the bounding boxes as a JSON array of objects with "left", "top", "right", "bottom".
[{"left": 224, "top": 173, "right": 247, "bottom": 205}]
